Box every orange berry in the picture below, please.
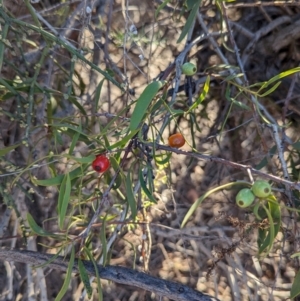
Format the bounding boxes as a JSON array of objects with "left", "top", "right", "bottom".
[{"left": 168, "top": 133, "right": 185, "bottom": 148}]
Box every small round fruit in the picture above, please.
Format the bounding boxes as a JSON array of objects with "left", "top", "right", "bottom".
[
  {"left": 92, "top": 155, "right": 110, "bottom": 173},
  {"left": 236, "top": 188, "right": 255, "bottom": 208},
  {"left": 181, "top": 62, "right": 197, "bottom": 76},
  {"left": 168, "top": 133, "right": 185, "bottom": 148},
  {"left": 252, "top": 180, "right": 271, "bottom": 198}
]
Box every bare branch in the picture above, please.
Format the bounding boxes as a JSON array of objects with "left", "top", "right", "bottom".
[
  {"left": 0, "top": 249, "right": 220, "bottom": 301},
  {"left": 153, "top": 143, "right": 300, "bottom": 191}
]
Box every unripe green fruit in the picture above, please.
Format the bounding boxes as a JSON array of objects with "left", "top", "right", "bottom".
[
  {"left": 181, "top": 62, "right": 197, "bottom": 76},
  {"left": 252, "top": 180, "right": 271, "bottom": 198},
  {"left": 236, "top": 188, "right": 255, "bottom": 208}
]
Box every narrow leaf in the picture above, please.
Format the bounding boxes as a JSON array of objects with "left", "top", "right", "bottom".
[
  {"left": 55, "top": 247, "right": 75, "bottom": 301},
  {"left": 78, "top": 259, "right": 93, "bottom": 299},
  {"left": 129, "top": 81, "right": 165, "bottom": 131},
  {"left": 27, "top": 213, "right": 57, "bottom": 237},
  {"left": 109, "top": 156, "right": 123, "bottom": 190},
  {"left": 181, "top": 181, "right": 251, "bottom": 228},
  {"left": 177, "top": 0, "right": 201, "bottom": 43},
  {"left": 85, "top": 248, "right": 103, "bottom": 301},
  {"left": 186, "top": 75, "right": 210, "bottom": 113},
  {"left": 255, "top": 145, "right": 277, "bottom": 170},
  {"left": 50, "top": 123, "right": 91, "bottom": 144},
  {"left": 0, "top": 143, "right": 22, "bottom": 156},
  {"left": 292, "top": 141, "right": 300, "bottom": 151},
  {"left": 154, "top": 152, "right": 172, "bottom": 165},
  {"left": 125, "top": 171, "right": 137, "bottom": 220},
  {"left": 291, "top": 252, "right": 300, "bottom": 259},
  {"left": 291, "top": 269, "right": 300, "bottom": 298},
  {"left": 253, "top": 202, "right": 264, "bottom": 220},
  {"left": 70, "top": 155, "right": 95, "bottom": 164},
  {"left": 155, "top": 0, "right": 172, "bottom": 19},
  {"left": 258, "top": 81, "right": 281, "bottom": 97},
  {"left": 32, "top": 166, "right": 85, "bottom": 186},
  {"left": 94, "top": 79, "right": 105, "bottom": 111},
  {"left": 58, "top": 173, "right": 71, "bottom": 230},
  {"left": 100, "top": 217, "right": 108, "bottom": 266},
  {"left": 225, "top": 85, "right": 250, "bottom": 110},
  {"left": 108, "top": 130, "right": 137, "bottom": 150},
  {"left": 68, "top": 130, "right": 81, "bottom": 155},
  {"left": 139, "top": 169, "right": 156, "bottom": 203},
  {"left": 259, "top": 203, "right": 275, "bottom": 254},
  {"left": 68, "top": 96, "right": 87, "bottom": 117},
  {"left": 258, "top": 67, "right": 300, "bottom": 92}
]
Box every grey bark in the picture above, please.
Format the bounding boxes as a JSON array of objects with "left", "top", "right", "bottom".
[{"left": 0, "top": 248, "right": 220, "bottom": 301}]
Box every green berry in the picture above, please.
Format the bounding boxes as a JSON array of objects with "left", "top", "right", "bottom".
[
  {"left": 236, "top": 188, "right": 255, "bottom": 208},
  {"left": 252, "top": 180, "right": 271, "bottom": 198},
  {"left": 181, "top": 62, "right": 197, "bottom": 76}
]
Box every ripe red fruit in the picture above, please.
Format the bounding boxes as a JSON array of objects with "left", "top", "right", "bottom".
[
  {"left": 168, "top": 133, "right": 185, "bottom": 148},
  {"left": 92, "top": 155, "right": 110, "bottom": 173}
]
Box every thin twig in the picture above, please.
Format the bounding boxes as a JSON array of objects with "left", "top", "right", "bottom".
[
  {"left": 225, "top": 1, "right": 300, "bottom": 8},
  {"left": 153, "top": 143, "right": 300, "bottom": 191}
]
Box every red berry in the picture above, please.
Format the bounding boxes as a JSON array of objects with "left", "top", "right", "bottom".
[{"left": 92, "top": 155, "right": 110, "bottom": 173}]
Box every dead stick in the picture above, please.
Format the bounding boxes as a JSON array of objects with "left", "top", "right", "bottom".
[{"left": 0, "top": 248, "right": 220, "bottom": 301}]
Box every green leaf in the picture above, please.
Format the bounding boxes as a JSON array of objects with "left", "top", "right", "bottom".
[
  {"left": 51, "top": 123, "right": 92, "bottom": 145},
  {"left": 181, "top": 181, "right": 250, "bottom": 228},
  {"left": 125, "top": 171, "right": 137, "bottom": 220},
  {"left": 32, "top": 166, "right": 86, "bottom": 186},
  {"left": 34, "top": 248, "right": 64, "bottom": 269},
  {"left": 27, "top": 213, "right": 59, "bottom": 237},
  {"left": 154, "top": 152, "right": 172, "bottom": 165},
  {"left": 68, "top": 130, "right": 81, "bottom": 155},
  {"left": 258, "top": 67, "right": 300, "bottom": 92},
  {"left": 255, "top": 145, "right": 277, "bottom": 170},
  {"left": 100, "top": 217, "right": 108, "bottom": 266},
  {"left": 291, "top": 252, "right": 300, "bottom": 259},
  {"left": 186, "top": 75, "right": 210, "bottom": 113},
  {"left": 253, "top": 202, "right": 264, "bottom": 220},
  {"left": 108, "top": 130, "right": 137, "bottom": 150},
  {"left": 0, "top": 143, "right": 22, "bottom": 156},
  {"left": 129, "top": 81, "right": 165, "bottom": 131},
  {"left": 169, "top": 108, "right": 185, "bottom": 116},
  {"left": 291, "top": 269, "right": 300, "bottom": 298},
  {"left": 258, "top": 81, "right": 281, "bottom": 97},
  {"left": 0, "top": 78, "right": 18, "bottom": 95},
  {"left": 155, "top": 0, "right": 172, "bottom": 19},
  {"left": 78, "top": 259, "right": 93, "bottom": 299},
  {"left": 223, "top": 72, "right": 244, "bottom": 82},
  {"left": 54, "top": 129, "right": 64, "bottom": 145},
  {"left": 186, "top": 0, "right": 196, "bottom": 10},
  {"left": 70, "top": 155, "right": 95, "bottom": 164},
  {"left": 109, "top": 156, "right": 122, "bottom": 190},
  {"left": 55, "top": 246, "right": 75, "bottom": 301},
  {"left": 139, "top": 169, "right": 157, "bottom": 203},
  {"left": 85, "top": 248, "right": 103, "bottom": 301},
  {"left": 292, "top": 141, "right": 300, "bottom": 151},
  {"left": 94, "top": 79, "right": 105, "bottom": 111},
  {"left": 68, "top": 96, "right": 87, "bottom": 118},
  {"left": 258, "top": 200, "right": 280, "bottom": 255},
  {"left": 258, "top": 210, "right": 274, "bottom": 254},
  {"left": 225, "top": 85, "right": 250, "bottom": 110},
  {"left": 0, "top": 22, "right": 9, "bottom": 71},
  {"left": 58, "top": 173, "right": 71, "bottom": 230},
  {"left": 177, "top": 0, "right": 201, "bottom": 43}
]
